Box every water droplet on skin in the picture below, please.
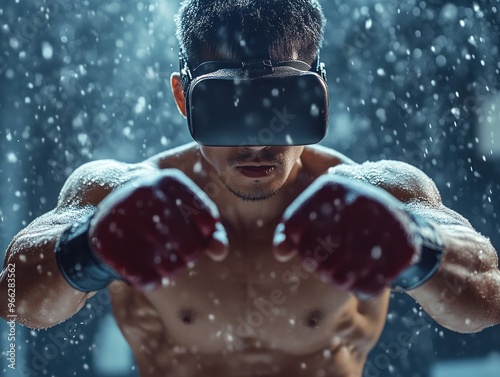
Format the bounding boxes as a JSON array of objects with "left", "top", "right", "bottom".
[
  {"left": 323, "top": 349, "right": 331, "bottom": 359},
  {"left": 193, "top": 161, "right": 202, "bottom": 173},
  {"left": 19, "top": 254, "right": 27, "bottom": 262},
  {"left": 174, "top": 346, "right": 187, "bottom": 354},
  {"left": 331, "top": 336, "right": 341, "bottom": 347},
  {"left": 465, "top": 318, "right": 471, "bottom": 325},
  {"left": 208, "top": 314, "right": 215, "bottom": 321},
  {"left": 301, "top": 362, "right": 307, "bottom": 369}
]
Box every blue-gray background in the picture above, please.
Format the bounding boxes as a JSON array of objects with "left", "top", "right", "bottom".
[{"left": 1, "top": 0, "right": 499, "bottom": 376}]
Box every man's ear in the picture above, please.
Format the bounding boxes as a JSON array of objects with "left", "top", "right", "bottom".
[{"left": 171, "top": 72, "right": 187, "bottom": 118}]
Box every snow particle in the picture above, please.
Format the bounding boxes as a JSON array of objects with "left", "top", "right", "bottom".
[
  {"left": 42, "top": 42, "right": 53, "bottom": 59},
  {"left": 371, "top": 246, "right": 382, "bottom": 260},
  {"left": 7, "top": 152, "right": 18, "bottom": 163}
]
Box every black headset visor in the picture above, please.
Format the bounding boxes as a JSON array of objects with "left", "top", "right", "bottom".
[{"left": 180, "top": 57, "right": 329, "bottom": 147}]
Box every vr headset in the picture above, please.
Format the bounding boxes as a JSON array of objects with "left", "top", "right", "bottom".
[{"left": 179, "top": 51, "right": 329, "bottom": 146}]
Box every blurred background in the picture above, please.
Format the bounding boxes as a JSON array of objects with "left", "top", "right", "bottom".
[{"left": 1, "top": 0, "right": 499, "bottom": 376}]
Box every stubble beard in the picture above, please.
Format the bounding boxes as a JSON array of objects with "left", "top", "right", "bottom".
[
  {"left": 223, "top": 181, "right": 281, "bottom": 202},
  {"left": 223, "top": 149, "right": 288, "bottom": 201}
]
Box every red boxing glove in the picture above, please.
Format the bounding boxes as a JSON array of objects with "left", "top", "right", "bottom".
[
  {"left": 273, "top": 175, "right": 443, "bottom": 297},
  {"left": 89, "top": 169, "right": 228, "bottom": 291}
]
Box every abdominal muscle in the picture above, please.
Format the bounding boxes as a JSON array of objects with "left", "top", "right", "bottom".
[{"left": 109, "top": 230, "right": 390, "bottom": 377}]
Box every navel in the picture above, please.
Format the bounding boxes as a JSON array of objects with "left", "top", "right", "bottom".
[
  {"left": 178, "top": 308, "right": 197, "bottom": 325},
  {"left": 304, "top": 309, "right": 325, "bottom": 328}
]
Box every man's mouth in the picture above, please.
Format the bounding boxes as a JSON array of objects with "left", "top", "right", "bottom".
[{"left": 236, "top": 165, "right": 276, "bottom": 178}]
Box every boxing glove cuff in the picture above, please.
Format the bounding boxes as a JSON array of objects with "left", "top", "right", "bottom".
[
  {"left": 391, "top": 213, "right": 445, "bottom": 291},
  {"left": 55, "top": 213, "right": 121, "bottom": 292}
]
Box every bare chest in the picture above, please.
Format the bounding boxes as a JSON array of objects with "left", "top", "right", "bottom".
[
  {"left": 110, "top": 229, "right": 390, "bottom": 377},
  {"left": 142, "top": 228, "right": 355, "bottom": 354}
]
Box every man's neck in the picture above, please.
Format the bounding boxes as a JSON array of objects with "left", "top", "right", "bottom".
[{"left": 202, "top": 159, "right": 307, "bottom": 234}]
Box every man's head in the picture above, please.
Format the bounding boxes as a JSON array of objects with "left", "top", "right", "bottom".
[
  {"left": 175, "top": 0, "right": 326, "bottom": 67},
  {"left": 171, "top": 0, "right": 326, "bottom": 201}
]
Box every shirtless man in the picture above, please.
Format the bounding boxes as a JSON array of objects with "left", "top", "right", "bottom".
[{"left": 1, "top": 1, "right": 500, "bottom": 376}]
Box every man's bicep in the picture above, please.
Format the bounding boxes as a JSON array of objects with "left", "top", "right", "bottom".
[
  {"left": 377, "top": 161, "right": 476, "bottom": 228},
  {"left": 385, "top": 162, "right": 473, "bottom": 228},
  {"left": 13, "top": 207, "right": 93, "bottom": 241},
  {"left": 406, "top": 201, "right": 472, "bottom": 228}
]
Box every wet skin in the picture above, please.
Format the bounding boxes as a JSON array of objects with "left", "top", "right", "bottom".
[
  {"left": 1, "top": 142, "right": 499, "bottom": 377},
  {"left": 107, "top": 143, "right": 390, "bottom": 377}
]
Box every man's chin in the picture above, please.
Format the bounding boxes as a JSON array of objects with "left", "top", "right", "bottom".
[{"left": 226, "top": 186, "right": 280, "bottom": 202}]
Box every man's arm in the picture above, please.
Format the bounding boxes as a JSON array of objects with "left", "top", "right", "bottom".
[
  {"left": 404, "top": 202, "right": 500, "bottom": 333},
  {"left": 0, "top": 160, "right": 151, "bottom": 329},
  {"left": 333, "top": 160, "right": 500, "bottom": 333}
]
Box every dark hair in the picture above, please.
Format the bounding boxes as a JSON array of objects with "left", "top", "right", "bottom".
[{"left": 175, "top": 0, "right": 326, "bottom": 67}]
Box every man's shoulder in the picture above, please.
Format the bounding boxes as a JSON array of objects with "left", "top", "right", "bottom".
[
  {"left": 145, "top": 142, "right": 200, "bottom": 171},
  {"left": 329, "top": 159, "right": 441, "bottom": 204},
  {"left": 301, "top": 145, "right": 356, "bottom": 175}
]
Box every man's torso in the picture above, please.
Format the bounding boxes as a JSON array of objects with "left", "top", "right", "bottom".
[{"left": 102, "top": 144, "right": 390, "bottom": 377}]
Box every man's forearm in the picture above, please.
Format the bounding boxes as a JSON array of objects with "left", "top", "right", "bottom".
[
  {"left": 407, "top": 223, "right": 500, "bottom": 333},
  {"left": 0, "top": 225, "right": 92, "bottom": 329}
]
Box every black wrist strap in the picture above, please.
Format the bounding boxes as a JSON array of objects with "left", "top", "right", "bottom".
[
  {"left": 391, "top": 212, "right": 445, "bottom": 291},
  {"left": 55, "top": 213, "right": 121, "bottom": 292}
]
